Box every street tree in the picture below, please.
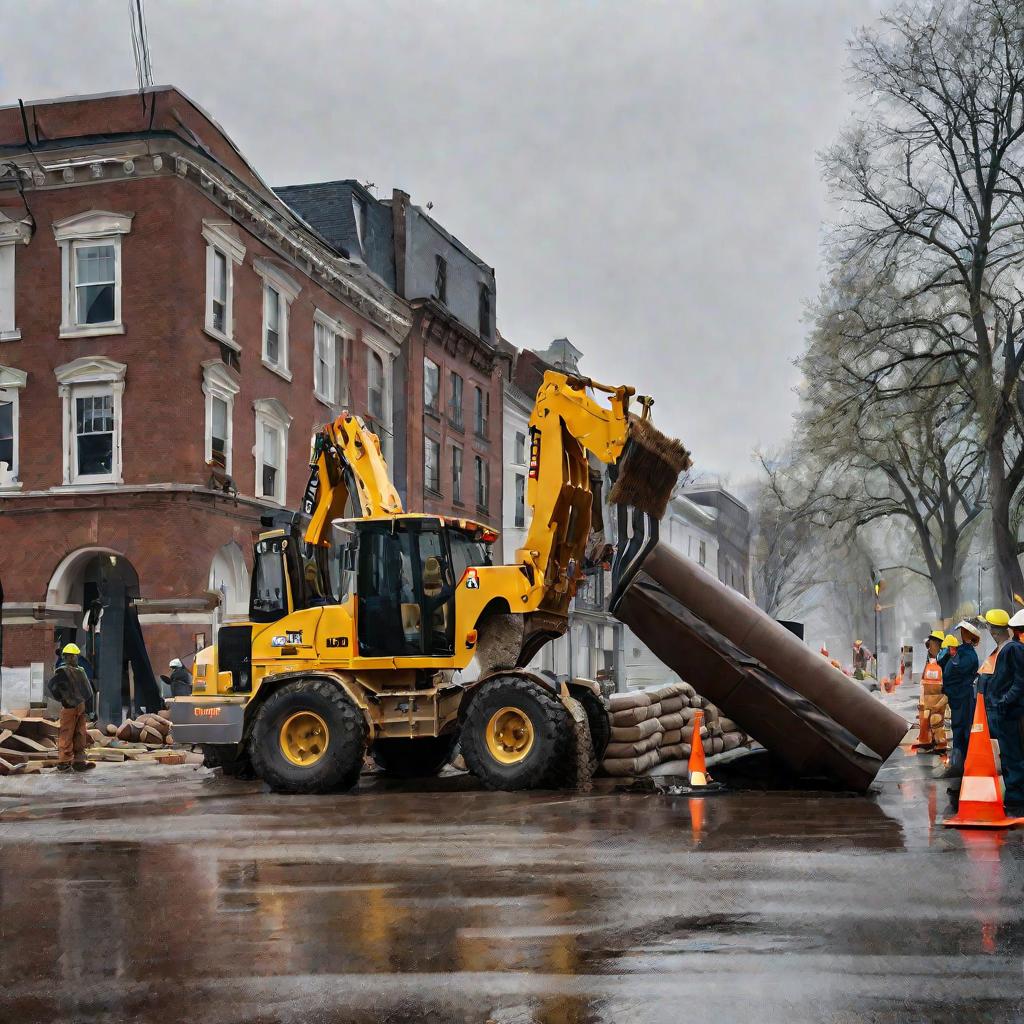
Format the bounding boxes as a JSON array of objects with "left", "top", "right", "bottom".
[{"left": 823, "top": 0, "right": 1024, "bottom": 602}]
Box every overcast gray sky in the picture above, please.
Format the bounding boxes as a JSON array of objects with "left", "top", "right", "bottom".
[{"left": 0, "top": 0, "right": 884, "bottom": 479}]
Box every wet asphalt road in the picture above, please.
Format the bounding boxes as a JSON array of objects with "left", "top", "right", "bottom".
[{"left": 1, "top": 693, "right": 1023, "bottom": 1024}]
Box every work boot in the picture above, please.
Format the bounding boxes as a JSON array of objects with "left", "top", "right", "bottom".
[
  {"left": 71, "top": 761, "right": 96, "bottom": 773},
  {"left": 55, "top": 763, "right": 73, "bottom": 772}
]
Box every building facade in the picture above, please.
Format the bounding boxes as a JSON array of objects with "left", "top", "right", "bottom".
[
  {"left": 0, "top": 88, "right": 409, "bottom": 714},
  {"left": 276, "top": 181, "right": 503, "bottom": 530}
]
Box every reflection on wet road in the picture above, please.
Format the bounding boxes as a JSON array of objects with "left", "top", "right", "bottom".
[{"left": 1, "top": 741, "right": 1023, "bottom": 1023}]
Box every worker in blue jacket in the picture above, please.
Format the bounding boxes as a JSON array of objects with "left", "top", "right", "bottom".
[
  {"left": 994, "top": 610, "right": 1024, "bottom": 816},
  {"left": 935, "top": 621, "right": 981, "bottom": 779}
]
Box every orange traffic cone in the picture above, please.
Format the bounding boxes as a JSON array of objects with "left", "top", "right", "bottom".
[
  {"left": 687, "top": 710, "right": 710, "bottom": 786},
  {"left": 944, "top": 695, "right": 1024, "bottom": 829},
  {"left": 894, "top": 661, "right": 904, "bottom": 688},
  {"left": 910, "top": 706, "right": 934, "bottom": 751},
  {"left": 881, "top": 675, "right": 893, "bottom": 694}
]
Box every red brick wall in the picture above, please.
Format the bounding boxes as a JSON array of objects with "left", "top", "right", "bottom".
[{"left": 403, "top": 327, "right": 503, "bottom": 531}]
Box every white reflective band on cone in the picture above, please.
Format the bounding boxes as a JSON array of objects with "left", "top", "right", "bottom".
[{"left": 960, "top": 776, "right": 999, "bottom": 802}]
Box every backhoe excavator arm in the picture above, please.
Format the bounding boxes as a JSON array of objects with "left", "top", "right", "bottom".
[
  {"left": 301, "top": 413, "right": 403, "bottom": 547},
  {"left": 516, "top": 372, "right": 634, "bottom": 614}
]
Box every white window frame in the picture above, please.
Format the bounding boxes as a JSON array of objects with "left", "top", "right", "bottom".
[
  {"left": 364, "top": 330, "right": 398, "bottom": 465},
  {"left": 254, "top": 397, "right": 292, "bottom": 505},
  {"left": 423, "top": 357, "right": 440, "bottom": 414},
  {"left": 514, "top": 431, "right": 527, "bottom": 466},
  {"left": 202, "top": 220, "right": 245, "bottom": 350},
  {"left": 202, "top": 360, "right": 240, "bottom": 476},
  {"left": 53, "top": 211, "right": 133, "bottom": 339},
  {"left": 0, "top": 365, "right": 27, "bottom": 490},
  {"left": 54, "top": 356, "right": 127, "bottom": 487},
  {"left": 0, "top": 213, "right": 30, "bottom": 342},
  {"left": 254, "top": 258, "right": 299, "bottom": 381},
  {"left": 475, "top": 454, "right": 489, "bottom": 512},
  {"left": 313, "top": 309, "right": 345, "bottom": 407},
  {"left": 367, "top": 348, "right": 385, "bottom": 421}
]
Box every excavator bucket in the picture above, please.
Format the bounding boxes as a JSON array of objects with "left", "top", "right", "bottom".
[{"left": 607, "top": 415, "right": 692, "bottom": 518}]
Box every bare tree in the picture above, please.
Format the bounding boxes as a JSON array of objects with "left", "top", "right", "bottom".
[
  {"left": 750, "top": 476, "right": 823, "bottom": 619},
  {"left": 823, "top": 0, "right": 1024, "bottom": 602},
  {"left": 788, "top": 270, "right": 988, "bottom": 620}
]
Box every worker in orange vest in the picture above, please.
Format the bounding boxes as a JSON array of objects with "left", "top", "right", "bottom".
[
  {"left": 935, "top": 620, "right": 981, "bottom": 779},
  {"left": 978, "top": 609, "right": 1012, "bottom": 725},
  {"left": 920, "top": 629, "right": 948, "bottom": 752}
]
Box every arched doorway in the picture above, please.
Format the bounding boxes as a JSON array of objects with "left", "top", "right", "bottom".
[
  {"left": 45, "top": 549, "right": 159, "bottom": 722},
  {"left": 209, "top": 542, "right": 249, "bottom": 633}
]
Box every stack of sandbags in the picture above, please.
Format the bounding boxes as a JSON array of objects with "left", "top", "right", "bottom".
[
  {"left": 601, "top": 682, "right": 752, "bottom": 777},
  {"left": 105, "top": 708, "right": 175, "bottom": 746}
]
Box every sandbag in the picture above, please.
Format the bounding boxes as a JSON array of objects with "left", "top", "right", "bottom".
[
  {"left": 650, "top": 684, "right": 684, "bottom": 702},
  {"left": 605, "top": 732, "right": 663, "bottom": 759},
  {"left": 610, "top": 718, "right": 661, "bottom": 742},
  {"left": 659, "top": 743, "right": 691, "bottom": 762},
  {"left": 659, "top": 696, "right": 686, "bottom": 715},
  {"left": 602, "top": 750, "right": 661, "bottom": 776},
  {"left": 612, "top": 705, "right": 651, "bottom": 727},
  {"left": 656, "top": 712, "right": 687, "bottom": 732},
  {"left": 608, "top": 691, "right": 651, "bottom": 712}
]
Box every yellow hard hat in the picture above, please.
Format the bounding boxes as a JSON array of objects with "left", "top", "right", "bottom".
[
  {"left": 984, "top": 609, "right": 1010, "bottom": 628},
  {"left": 924, "top": 629, "right": 945, "bottom": 643},
  {"left": 941, "top": 634, "right": 959, "bottom": 648},
  {"left": 61, "top": 642, "right": 81, "bottom": 655}
]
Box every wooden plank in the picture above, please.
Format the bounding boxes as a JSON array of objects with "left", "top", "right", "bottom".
[
  {"left": 13, "top": 716, "right": 60, "bottom": 740},
  {"left": 0, "top": 747, "right": 48, "bottom": 762},
  {"left": 0, "top": 729, "right": 13, "bottom": 748},
  {"left": 4, "top": 734, "right": 50, "bottom": 753},
  {"left": 84, "top": 748, "right": 125, "bottom": 762}
]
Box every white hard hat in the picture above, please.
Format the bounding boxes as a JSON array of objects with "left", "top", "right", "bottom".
[
  {"left": 169, "top": 658, "right": 183, "bottom": 668},
  {"left": 1009, "top": 610, "right": 1024, "bottom": 629},
  {"left": 956, "top": 620, "right": 982, "bottom": 639}
]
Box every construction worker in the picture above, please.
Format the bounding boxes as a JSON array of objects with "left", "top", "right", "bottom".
[
  {"left": 993, "top": 610, "right": 1024, "bottom": 815},
  {"left": 852, "top": 639, "right": 873, "bottom": 679},
  {"left": 920, "top": 629, "right": 949, "bottom": 752},
  {"left": 936, "top": 623, "right": 980, "bottom": 779},
  {"left": 46, "top": 643, "right": 97, "bottom": 773},
  {"left": 978, "top": 609, "right": 1012, "bottom": 725},
  {"left": 167, "top": 658, "right": 193, "bottom": 697}
]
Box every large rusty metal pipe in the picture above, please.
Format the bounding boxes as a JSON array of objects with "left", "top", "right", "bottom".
[{"left": 617, "top": 543, "right": 908, "bottom": 778}]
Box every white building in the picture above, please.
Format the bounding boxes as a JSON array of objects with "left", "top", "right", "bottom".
[
  {"left": 624, "top": 489, "right": 720, "bottom": 688},
  {"left": 500, "top": 380, "right": 533, "bottom": 564}
]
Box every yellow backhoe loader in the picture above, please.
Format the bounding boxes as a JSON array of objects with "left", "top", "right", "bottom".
[{"left": 170, "top": 371, "right": 689, "bottom": 792}]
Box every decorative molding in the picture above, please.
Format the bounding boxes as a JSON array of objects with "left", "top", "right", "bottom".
[
  {"left": 253, "top": 257, "right": 301, "bottom": 301},
  {"left": 54, "top": 355, "right": 127, "bottom": 387},
  {"left": 201, "top": 359, "right": 240, "bottom": 396},
  {"left": 253, "top": 396, "right": 292, "bottom": 426},
  {"left": 0, "top": 365, "right": 27, "bottom": 389},
  {"left": 52, "top": 209, "right": 133, "bottom": 242},
  {"left": 201, "top": 219, "right": 246, "bottom": 264}
]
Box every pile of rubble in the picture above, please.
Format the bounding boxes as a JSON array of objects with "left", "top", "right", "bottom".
[
  {"left": 0, "top": 709, "right": 197, "bottom": 775},
  {"left": 601, "top": 682, "right": 751, "bottom": 777}
]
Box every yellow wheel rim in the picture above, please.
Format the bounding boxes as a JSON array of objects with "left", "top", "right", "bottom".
[
  {"left": 485, "top": 706, "right": 535, "bottom": 764},
  {"left": 279, "top": 711, "right": 330, "bottom": 767}
]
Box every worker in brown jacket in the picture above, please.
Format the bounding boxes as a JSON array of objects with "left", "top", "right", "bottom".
[{"left": 47, "top": 642, "right": 96, "bottom": 773}]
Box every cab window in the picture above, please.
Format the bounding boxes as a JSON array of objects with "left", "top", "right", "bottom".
[{"left": 251, "top": 540, "right": 288, "bottom": 621}]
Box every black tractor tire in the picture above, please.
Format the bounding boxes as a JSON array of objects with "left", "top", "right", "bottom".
[
  {"left": 250, "top": 678, "right": 367, "bottom": 794},
  {"left": 370, "top": 734, "right": 458, "bottom": 778},
  {"left": 461, "top": 674, "right": 572, "bottom": 791},
  {"left": 202, "top": 743, "right": 254, "bottom": 779},
  {"left": 574, "top": 688, "right": 611, "bottom": 762}
]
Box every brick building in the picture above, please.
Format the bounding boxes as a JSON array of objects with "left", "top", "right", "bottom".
[
  {"left": 0, "top": 87, "right": 409, "bottom": 717},
  {"left": 275, "top": 182, "right": 502, "bottom": 531}
]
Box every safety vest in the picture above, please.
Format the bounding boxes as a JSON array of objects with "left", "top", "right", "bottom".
[
  {"left": 921, "top": 659, "right": 943, "bottom": 684},
  {"left": 978, "top": 652, "right": 998, "bottom": 676}
]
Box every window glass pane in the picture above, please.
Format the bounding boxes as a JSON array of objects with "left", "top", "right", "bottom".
[
  {"left": 448, "top": 372, "right": 463, "bottom": 427},
  {"left": 424, "top": 437, "right": 440, "bottom": 492},
  {"left": 515, "top": 432, "right": 526, "bottom": 464},
  {"left": 315, "top": 322, "right": 334, "bottom": 400},
  {"left": 213, "top": 251, "right": 227, "bottom": 302},
  {"left": 515, "top": 474, "right": 526, "bottom": 528},
  {"left": 76, "top": 394, "right": 114, "bottom": 476},
  {"left": 76, "top": 245, "right": 115, "bottom": 285},
  {"left": 452, "top": 446, "right": 462, "bottom": 503},
  {"left": 423, "top": 359, "right": 439, "bottom": 411},
  {"left": 0, "top": 400, "right": 12, "bottom": 472},
  {"left": 265, "top": 287, "right": 280, "bottom": 363},
  {"left": 75, "top": 244, "right": 116, "bottom": 325},
  {"left": 211, "top": 397, "right": 228, "bottom": 468},
  {"left": 368, "top": 352, "right": 384, "bottom": 419}
]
